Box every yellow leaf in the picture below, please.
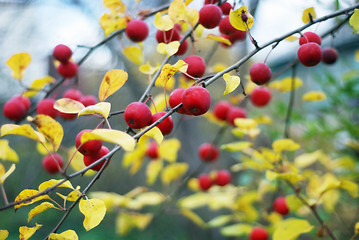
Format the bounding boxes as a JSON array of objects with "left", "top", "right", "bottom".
[
  {"left": 28, "top": 202, "right": 56, "bottom": 222},
  {"left": 19, "top": 223, "right": 42, "bottom": 240},
  {"left": 273, "top": 218, "right": 313, "bottom": 240},
  {"left": 79, "top": 198, "right": 106, "bottom": 231},
  {"left": 54, "top": 98, "right": 85, "bottom": 114},
  {"left": 194, "top": 24, "right": 205, "bottom": 37},
  {"left": 158, "top": 60, "right": 187, "bottom": 86},
  {"left": 294, "top": 150, "right": 322, "bottom": 168},
  {"left": 81, "top": 128, "right": 136, "bottom": 151},
  {"left": 103, "top": 0, "right": 126, "bottom": 13},
  {"left": 123, "top": 46, "right": 144, "bottom": 65},
  {"left": 68, "top": 147, "right": 96, "bottom": 176},
  {"left": 302, "top": 7, "right": 316, "bottom": 24},
  {"left": 206, "top": 34, "right": 231, "bottom": 46},
  {"left": 157, "top": 41, "right": 180, "bottom": 56},
  {"left": 302, "top": 91, "right": 326, "bottom": 101},
  {"left": 253, "top": 115, "right": 272, "bottom": 125},
  {"left": 161, "top": 162, "right": 188, "bottom": 185},
  {"left": 178, "top": 192, "right": 209, "bottom": 209},
  {"left": 146, "top": 158, "right": 162, "bottom": 185},
  {"left": 340, "top": 180, "right": 358, "bottom": 198},
  {"left": 268, "top": 77, "right": 303, "bottom": 92},
  {"left": 0, "top": 140, "right": 19, "bottom": 163},
  {"left": 272, "top": 138, "right": 300, "bottom": 153},
  {"left": 78, "top": 102, "right": 111, "bottom": 119},
  {"left": 355, "top": 222, "right": 359, "bottom": 234},
  {"left": 0, "top": 164, "right": 15, "bottom": 184},
  {"left": 23, "top": 76, "right": 55, "bottom": 98},
  {"left": 355, "top": 49, "right": 359, "bottom": 62},
  {"left": 6, "top": 52, "right": 31, "bottom": 80},
  {"left": 223, "top": 73, "right": 240, "bottom": 96},
  {"left": 122, "top": 141, "right": 146, "bottom": 168},
  {"left": 142, "top": 127, "right": 163, "bottom": 146},
  {"left": 38, "top": 179, "right": 74, "bottom": 192},
  {"left": 220, "top": 223, "right": 252, "bottom": 237},
  {"left": 180, "top": 209, "right": 207, "bottom": 228},
  {"left": 28, "top": 115, "right": 63, "bottom": 152},
  {"left": 229, "top": 6, "right": 254, "bottom": 31},
  {"left": 98, "top": 70, "right": 128, "bottom": 102},
  {"left": 99, "top": 13, "right": 128, "bottom": 37},
  {"left": 213, "top": 63, "right": 227, "bottom": 73},
  {"left": 187, "top": 178, "right": 200, "bottom": 191},
  {"left": 234, "top": 118, "right": 257, "bottom": 129},
  {"left": 159, "top": 138, "right": 181, "bottom": 162},
  {"left": 168, "top": 0, "right": 198, "bottom": 27},
  {"left": 154, "top": 13, "right": 174, "bottom": 31},
  {"left": 0, "top": 124, "right": 45, "bottom": 143},
  {"left": 139, "top": 62, "right": 160, "bottom": 75},
  {"left": 135, "top": 192, "right": 166, "bottom": 206},
  {"left": 0, "top": 230, "right": 9, "bottom": 240},
  {"left": 285, "top": 194, "right": 304, "bottom": 212},
  {"left": 266, "top": 170, "right": 303, "bottom": 184},
  {"left": 285, "top": 35, "right": 298, "bottom": 42},
  {"left": 116, "top": 212, "right": 153, "bottom": 235},
  {"left": 221, "top": 141, "right": 252, "bottom": 152},
  {"left": 14, "top": 189, "right": 51, "bottom": 210},
  {"left": 48, "top": 230, "right": 79, "bottom": 240},
  {"left": 36, "top": 141, "right": 53, "bottom": 155},
  {"left": 207, "top": 215, "right": 233, "bottom": 228}
]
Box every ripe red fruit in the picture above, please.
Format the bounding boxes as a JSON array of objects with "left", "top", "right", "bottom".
[
  {"left": 57, "top": 61, "right": 78, "bottom": 78},
  {"left": 42, "top": 153, "right": 64, "bottom": 174},
  {"left": 250, "top": 87, "right": 271, "bottom": 107},
  {"left": 124, "top": 102, "right": 152, "bottom": 129},
  {"left": 182, "top": 86, "right": 211, "bottom": 116},
  {"left": 214, "top": 170, "right": 231, "bottom": 186},
  {"left": 226, "top": 106, "right": 247, "bottom": 126},
  {"left": 198, "top": 174, "right": 212, "bottom": 191},
  {"left": 199, "top": 4, "right": 222, "bottom": 29},
  {"left": 37, "top": 98, "right": 58, "bottom": 119},
  {"left": 204, "top": 0, "right": 218, "bottom": 5},
  {"left": 169, "top": 88, "right": 190, "bottom": 114},
  {"left": 80, "top": 95, "right": 98, "bottom": 107},
  {"left": 297, "top": 42, "right": 322, "bottom": 67},
  {"left": 219, "top": 2, "right": 233, "bottom": 15},
  {"left": 198, "top": 143, "right": 219, "bottom": 162},
  {"left": 3, "top": 97, "right": 27, "bottom": 121},
  {"left": 83, "top": 146, "right": 110, "bottom": 171},
  {"left": 249, "top": 63, "right": 272, "bottom": 85},
  {"left": 151, "top": 112, "right": 174, "bottom": 135},
  {"left": 183, "top": 55, "right": 206, "bottom": 78},
  {"left": 249, "top": 227, "right": 269, "bottom": 240},
  {"left": 213, "top": 100, "right": 232, "bottom": 121},
  {"left": 146, "top": 141, "right": 159, "bottom": 159},
  {"left": 75, "top": 129, "right": 103, "bottom": 156},
  {"left": 175, "top": 38, "right": 188, "bottom": 55},
  {"left": 156, "top": 28, "right": 180, "bottom": 43},
  {"left": 63, "top": 88, "right": 83, "bottom": 101},
  {"left": 273, "top": 196, "right": 289, "bottom": 215},
  {"left": 322, "top": 47, "right": 338, "bottom": 65},
  {"left": 299, "top": 31, "right": 322, "bottom": 46},
  {"left": 126, "top": 19, "right": 149, "bottom": 42},
  {"left": 219, "top": 16, "right": 237, "bottom": 35},
  {"left": 15, "top": 95, "right": 30, "bottom": 111},
  {"left": 228, "top": 29, "right": 246, "bottom": 42},
  {"left": 53, "top": 44, "right": 72, "bottom": 63}
]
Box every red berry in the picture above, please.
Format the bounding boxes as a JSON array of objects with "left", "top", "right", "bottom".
[
  {"left": 249, "top": 227, "right": 269, "bottom": 240},
  {"left": 151, "top": 112, "right": 174, "bottom": 135},
  {"left": 198, "top": 143, "right": 219, "bottom": 162},
  {"left": 297, "top": 42, "right": 322, "bottom": 67},
  {"left": 204, "top": 0, "right": 218, "bottom": 4},
  {"left": 83, "top": 146, "right": 110, "bottom": 171},
  {"left": 42, "top": 153, "right": 64, "bottom": 174},
  {"left": 63, "top": 88, "right": 83, "bottom": 101},
  {"left": 219, "top": 16, "right": 237, "bottom": 35},
  {"left": 273, "top": 196, "right": 289, "bottom": 215},
  {"left": 156, "top": 28, "right": 180, "bottom": 43},
  {"left": 182, "top": 86, "right": 211, "bottom": 116},
  {"left": 80, "top": 95, "right": 98, "bottom": 107},
  {"left": 57, "top": 61, "right": 78, "bottom": 78},
  {"left": 250, "top": 87, "right": 271, "bottom": 107},
  {"left": 183, "top": 55, "right": 206, "bottom": 78},
  {"left": 15, "top": 95, "right": 30, "bottom": 111},
  {"left": 228, "top": 30, "right": 246, "bottom": 42},
  {"left": 198, "top": 174, "right": 212, "bottom": 191},
  {"left": 124, "top": 102, "right": 152, "bottom": 129},
  {"left": 214, "top": 170, "right": 231, "bottom": 186},
  {"left": 146, "top": 141, "right": 159, "bottom": 159},
  {"left": 213, "top": 100, "right": 232, "bottom": 120},
  {"left": 53, "top": 44, "right": 72, "bottom": 63},
  {"left": 199, "top": 4, "right": 222, "bottom": 29},
  {"left": 219, "top": 2, "right": 233, "bottom": 15},
  {"left": 169, "top": 88, "right": 190, "bottom": 114},
  {"left": 322, "top": 47, "right": 338, "bottom": 65},
  {"left": 75, "top": 129, "right": 103, "bottom": 156},
  {"left": 175, "top": 38, "right": 188, "bottom": 55},
  {"left": 126, "top": 20, "right": 149, "bottom": 42},
  {"left": 249, "top": 63, "right": 272, "bottom": 85},
  {"left": 226, "top": 106, "right": 246, "bottom": 126},
  {"left": 3, "top": 97, "right": 27, "bottom": 121},
  {"left": 299, "top": 31, "right": 322, "bottom": 46},
  {"left": 37, "top": 98, "right": 58, "bottom": 119}
]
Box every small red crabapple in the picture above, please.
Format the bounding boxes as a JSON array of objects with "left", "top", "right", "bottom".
[
  {"left": 228, "top": 29, "right": 246, "bottom": 42},
  {"left": 37, "top": 98, "right": 59, "bottom": 119},
  {"left": 156, "top": 28, "right": 180, "bottom": 43},
  {"left": 75, "top": 129, "right": 103, "bottom": 156},
  {"left": 198, "top": 143, "right": 219, "bottom": 162},
  {"left": 83, "top": 146, "right": 110, "bottom": 171},
  {"left": 219, "top": 16, "right": 237, "bottom": 35},
  {"left": 126, "top": 19, "right": 149, "bottom": 42},
  {"left": 53, "top": 44, "right": 72, "bottom": 63},
  {"left": 214, "top": 170, "right": 231, "bottom": 186},
  {"left": 146, "top": 141, "right": 159, "bottom": 159},
  {"left": 80, "top": 95, "right": 98, "bottom": 107},
  {"left": 226, "top": 106, "right": 247, "bottom": 126},
  {"left": 249, "top": 63, "right": 272, "bottom": 85},
  {"left": 198, "top": 174, "right": 212, "bottom": 191},
  {"left": 219, "top": 2, "right": 233, "bottom": 15},
  {"left": 182, "top": 86, "right": 211, "bottom": 116},
  {"left": 151, "top": 112, "right": 174, "bottom": 135},
  {"left": 213, "top": 100, "right": 232, "bottom": 121},
  {"left": 63, "top": 88, "right": 83, "bottom": 101},
  {"left": 169, "top": 88, "right": 190, "bottom": 114},
  {"left": 3, "top": 97, "right": 27, "bottom": 121},
  {"left": 250, "top": 87, "right": 271, "bottom": 107},
  {"left": 299, "top": 31, "right": 322, "bottom": 46},
  {"left": 322, "top": 47, "right": 338, "bottom": 65},
  {"left": 273, "top": 196, "right": 289, "bottom": 215},
  {"left": 15, "top": 95, "right": 30, "bottom": 111},
  {"left": 42, "top": 153, "right": 64, "bottom": 174},
  {"left": 183, "top": 55, "right": 206, "bottom": 78},
  {"left": 57, "top": 61, "right": 78, "bottom": 78},
  {"left": 175, "top": 37, "right": 188, "bottom": 56},
  {"left": 297, "top": 42, "right": 322, "bottom": 67},
  {"left": 249, "top": 227, "right": 269, "bottom": 240},
  {"left": 124, "top": 102, "right": 153, "bottom": 129},
  {"left": 199, "top": 4, "right": 223, "bottom": 29}
]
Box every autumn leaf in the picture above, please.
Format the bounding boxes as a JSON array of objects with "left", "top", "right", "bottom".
[
  {"left": 19, "top": 223, "right": 42, "bottom": 240},
  {"left": 23, "top": 76, "right": 55, "bottom": 98},
  {"left": 353, "top": 10, "right": 359, "bottom": 34},
  {"left": 139, "top": 62, "right": 160, "bottom": 75},
  {"left": 223, "top": 73, "right": 240, "bottom": 96},
  {"left": 157, "top": 41, "right": 180, "bottom": 56},
  {"left": 54, "top": 98, "right": 85, "bottom": 114},
  {"left": 302, "top": 7, "right": 316, "bottom": 23},
  {"left": 0, "top": 124, "right": 45, "bottom": 143},
  {"left": 159, "top": 138, "right": 181, "bottom": 162},
  {"left": 103, "top": 0, "right": 126, "bottom": 13},
  {"left": 79, "top": 198, "right": 106, "bottom": 231},
  {"left": 229, "top": 6, "right": 254, "bottom": 31},
  {"left": 207, "top": 215, "right": 233, "bottom": 228},
  {"left": 272, "top": 138, "right": 300, "bottom": 153},
  {"left": 28, "top": 202, "right": 56, "bottom": 222},
  {"left": 146, "top": 160, "right": 163, "bottom": 185},
  {"left": 48, "top": 230, "right": 79, "bottom": 240},
  {"left": 116, "top": 212, "right": 153, "bottom": 235},
  {"left": 68, "top": 147, "right": 96, "bottom": 176},
  {"left": 142, "top": 127, "right": 163, "bottom": 146},
  {"left": 154, "top": 12, "right": 174, "bottom": 31},
  {"left": 14, "top": 189, "right": 51, "bottom": 210},
  {"left": 98, "top": 70, "right": 128, "bottom": 102},
  {"left": 221, "top": 141, "right": 252, "bottom": 152},
  {"left": 180, "top": 209, "right": 207, "bottom": 228},
  {"left": 302, "top": 91, "right": 326, "bottom": 101},
  {"left": 38, "top": 179, "right": 74, "bottom": 192},
  {"left": 158, "top": 60, "right": 187, "bottom": 86},
  {"left": 123, "top": 46, "right": 144, "bottom": 65},
  {"left": 0, "top": 140, "right": 19, "bottom": 163},
  {"left": 220, "top": 223, "right": 252, "bottom": 237},
  {"left": 99, "top": 13, "right": 128, "bottom": 37},
  {"left": 134, "top": 192, "right": 166, "bottom": 206},
  {"left": 268, "top": 77, "right": 303, "bottom": 92},
  {"left": 6, "top": 52, "right": 31, "bottom": 80},
  {"left": 206, "top": 34, "right": 231, "bottom": 46},
  {"left": 273, "top": 218, "right": 313, "bottom": 240},
  {"left": 168, "top": 0, "right": 199, "bottom": 27},
  {"left": 355, "top": 222, "right": 359, "bottom": 234},
  {"left": 161, "top": 162, "right": 188, "bottom": 185},
  {"left": 0, "top": 230, "right": 9, "bottom": 240},
  {"left": 78, "top": 102, "right": 111, "bottom": 119},
  {"left": 0, "top": 164, "right": 16, "bottom": 184}
]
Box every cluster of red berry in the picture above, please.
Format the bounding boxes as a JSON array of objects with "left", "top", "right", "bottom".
[{"left": 53, "top": 44, "right": 78, "bottom": 78}]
